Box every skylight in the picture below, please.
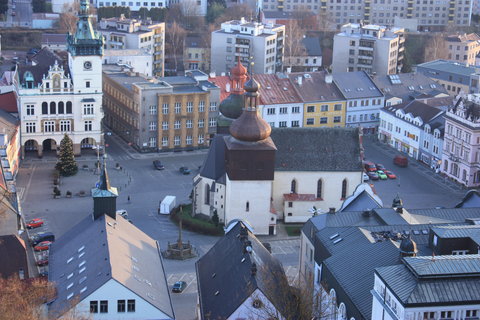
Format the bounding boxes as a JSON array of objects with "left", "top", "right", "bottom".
[
  {"left": 79, "top": 260, "right": 86, "bottom": 268},
  {"left": 67, "top": 257, "right": 74, "bottom": 264},
  {"left": 67, "top": 283, "right": 73, "bottom": 290},
  {"left": 67, "top": 273, "right": 74, "bottom": 280},
  {"left": 80, "top": 287, "right": 87, "bottom": 294},
  {"left": 67, "top": 293, "right": 74, "bottom": 300},
  {"left": 78, "top": 245, "right": 85, "bottom": 253}
]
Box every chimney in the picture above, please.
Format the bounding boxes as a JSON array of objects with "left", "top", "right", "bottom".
[
  {"left": 325, "top": 74, "right": 333, "bottom": 84},
  {"left": 226, "top": 82, "right": 231, "bottom": 92},
  {"left": 298, "top": 76, "right": 302, "bottom": 86},
  {"left": 396, "top": 207, "right": 403, "bottom": 214},
  {"left": 251, "top": 263, "right": 257, "bottom": 276},
  {"left": 328, "top": 207, "right": 336, "bottom": 214}
]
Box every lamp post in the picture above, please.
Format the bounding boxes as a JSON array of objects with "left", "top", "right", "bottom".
[{"left": 92, "top": 144, "right": 104, "bottom": 175}]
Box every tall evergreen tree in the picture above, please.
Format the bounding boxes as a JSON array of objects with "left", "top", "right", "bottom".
[{"left": 55, "top": 134, "right": 78, "bottom": 176}]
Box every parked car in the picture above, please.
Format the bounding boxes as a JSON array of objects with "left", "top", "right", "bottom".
[
  {"left": 363, "top": 172, "right": 370, "bottom": 182},
  {"left": 179, "top": 166, "right": 191, "bottom": 175},
  {"left": 172, "top": 281, "right": 187, "bottom": 293},
  {"left": 376, "top": 163, "right": 386, "bottom": 171},
  {"left": 34, "top": 241, "right": 52, "bottom": 252},
  {"left": 26, "top": 218, "right": 44, "bottom": 229},
  {"left": 384, "top": 170, "right": 397, "bottom": 179},
  {"left": 153, "top": 160, "right": 165, "bottom": 170},
  {"left": 367, "top": 171, "right": 379, "bottom": 180},
  {"left": 30, "top": 232, "right": 55, "bottom": 246},
  {"left": 377, "top": 170, "right": 388, "bottom": 180},
  {"left": 36, "top": 259, "right": 49, "bottom": 267},
  {"left": 364, "top": 161, "right": 377, "bottom": 172},
  {"left": 393, "top": 155, "right": 408, "bottom": 167}
]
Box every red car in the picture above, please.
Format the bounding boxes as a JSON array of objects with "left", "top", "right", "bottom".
[
  {"left": 26, "top": 218, "right": 44, "bottom": 229},
  {"left": 385, "top": 170, "right": 397, "bottom": 179},
  {"left": 36, "top": 259, "right": 49, "bottom": 267},
  {"left": 34, "top": 241, "right": 52, "bottom": 252}
]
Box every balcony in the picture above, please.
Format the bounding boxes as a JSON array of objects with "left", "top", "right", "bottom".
[
  {"left": 82, "top": 113, "right": 96, "bottom": 120},
  {"left": 359, "top": 44, "right": 374, "bottom": 50}
]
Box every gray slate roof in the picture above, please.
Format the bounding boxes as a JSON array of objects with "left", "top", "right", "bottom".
[
  {"left": 302, "top": 37, "right": 322, "bottom": 56},
  {"left": 376, "top": 255, "right": 480, "bottom": 306},
  {"left": 196, "top": 222, "right": 292, "bottom": 320},
  {"left": 271, "top": 127, "right": 363, "bottom": 172},
  {"left": 416, "top": 59, "right": 476, "bottom": 77},
  {"left": 333, "top": 71, "right": 383, "bottom": 99},
  {"left": 17, "top": 47, "right": 69, "bottom": 86},
  {"left": 48, "top": 214, "right": 174, "bottom": 319},
  {"left": 199, "top": 135, "right": 226, "bottom": 182}
]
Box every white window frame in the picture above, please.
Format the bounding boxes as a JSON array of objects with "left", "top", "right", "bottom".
[
  {"left": 174, "top": 120, "right": 181, "bottom": 129},
  {"left": 44, "top": 121, "right": 55, "bottom": 132}
]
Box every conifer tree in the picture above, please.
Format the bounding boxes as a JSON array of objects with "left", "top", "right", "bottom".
[{"left": 55, "top": 134, "right": 78, "bottom": 176}]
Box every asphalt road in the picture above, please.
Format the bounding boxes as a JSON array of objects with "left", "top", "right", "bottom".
[{"left": 8, "top": 0, "right": 32, "bottom": 27}]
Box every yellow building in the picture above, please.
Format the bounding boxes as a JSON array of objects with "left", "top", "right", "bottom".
[{"left": 288, "top": 72, "right": 346, "bottom": 127}]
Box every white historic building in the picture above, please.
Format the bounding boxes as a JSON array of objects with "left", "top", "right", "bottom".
[{"left": 15, "top": 0, "right": 103, "bottom": 157}]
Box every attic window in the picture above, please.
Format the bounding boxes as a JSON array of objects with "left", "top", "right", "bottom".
[
  {"left": 214, "top": 291, "right": 220, "bottom": 296},
  {"left": 67, "top": 283, "right": 74, "bottom": 290},
  {"left": 211, "top": 273, "right": 216, "bottom": 278},
  {"left": 80, "top": 287, "right": 87, "bottom": 294},
  {"left": 79, "top": 252, "right": 85, "bottom": 258},
  {"left": 78, "top": 245, "right": 85, "bottom": 253},
  {"left": 79, "top": 260, "right": 86, "bottom": 268},
  {"left": 79, "top": 267, "right": 86, "bottom": 274},
  {"left": 241, "top": 257, "right": 246, "bottom": 263},
  {"left": 67, "top": 293, "right": 74, "bottom": 300},
  {"left": 252, "top": 299, "right": 263, "bottom": 308},
  {"left": 67, "top": 273, "right": 74, "bottom": 280},
  {"left": 79, "top": 276, "right": 87, "bottom": 284},
  {"left": 67, "top": 257, "right": 74, "bottom": 264}
]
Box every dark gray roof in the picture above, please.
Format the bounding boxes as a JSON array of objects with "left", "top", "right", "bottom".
[
  {"left": 376, "top": 255, "right": 480, "bottom": 306},
  {"left": 372, "top": 72, "right": 448, "bottom": 103},
  {"left": 271, "top": 127, "right": 363, "bottom": 172},
  {"left": 333, "top": 71, "right": 383, "bottom": 99},
  {"left": 199, "top": 135, "right": 226, "bottom": 182},
  {"left": 339, "top": 183, "right": 383, "bottom": 212},
  {"left": 382, "top": 100, "right": 445, "bottom": 129},
  {"left": 416, "top": 59, "right": 476, "bottom": 77},
  {"left": 49, "top": 214, "right": 174, "bottom": 319},
  {"left": 196, "top": 222, "right": 292, "bottom": 320},
  {"left": 409, "top": 207, "right": 480, "bottom": 222},
  {"left": 302, "top": 37, "right": 322, "bottom": 56},
  {"left": 456, "top": 190, "right": 480, "bottom": 208},
  {"left": 17, "top": 47, "right": 69, "bottom": 86},
  {"left": 431, "top": 225, "right": 480, "bottom": 246}
]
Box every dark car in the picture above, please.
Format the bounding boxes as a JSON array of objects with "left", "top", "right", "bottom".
[
  {"left": 179, "top": 166, "right": 191, "bottom": 175},
  {"left": 367, "top": 171, "right": 379, "bottom": 180},
  {"left": 172, "top": 281, "right": 187, "bottom": 293},
  {"left": 30, "top": 232, "right": 55, "bottom": 246},
  {"left": 376, "top": 163, "right": 386, "bottom": 171},
  {"left": 153, "top": 160, "right": 165, "bottom": 170}
]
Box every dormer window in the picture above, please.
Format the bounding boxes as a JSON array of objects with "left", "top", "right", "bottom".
[{"left": 24, "top": 71, "right": 34, "bottom": 89}]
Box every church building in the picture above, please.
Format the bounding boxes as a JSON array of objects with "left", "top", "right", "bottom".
[
  {"left": 193, "top": 61, "right": 363, "bottom": 235},
  {"left": 15, "top": 0, "right": 104, "bottom": 157}
]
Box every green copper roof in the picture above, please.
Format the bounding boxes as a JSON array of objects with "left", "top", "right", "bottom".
[
  {"left": 219, "top": 94, "right": 244, "bottom": 119},
  {"left": 67, "top": 0, "right": 103, "bottom": 56}
]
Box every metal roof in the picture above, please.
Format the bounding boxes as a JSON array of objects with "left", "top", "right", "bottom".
[
  {"left": 404, "top": 254, "right": 480, "bottom": 278},
  {"left": 333, "top": 71, "right": 383, "bottom": 99}
]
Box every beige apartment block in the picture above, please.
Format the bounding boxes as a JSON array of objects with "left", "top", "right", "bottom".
[{"left": 446, "top": 33, "right": 480, "bottom": 65}]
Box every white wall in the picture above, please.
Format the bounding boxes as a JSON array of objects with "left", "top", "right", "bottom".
[
  {"left": 228, "top": 288, "right": 284, "bottom": 320},
  {"left": 260, "top": 103, "right": 304, "bottom": 128},
  {"left": 103, "top": 52, "right": 153, "bottom": 77},
  {"left": 63, "top": 279, "right": 173, "bottom": 319}
]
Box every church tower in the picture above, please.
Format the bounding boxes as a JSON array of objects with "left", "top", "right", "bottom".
[
  {"left": 223, "top": 76, "right": 277, "bottom": 235},
  {"left": 91, "top": 157, "right": 118, "bottom": 220}
]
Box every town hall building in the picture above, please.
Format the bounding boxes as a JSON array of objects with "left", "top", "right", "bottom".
[
  {"left": 14, "top": 0, "right": 104, "bottom": 157},
  {"left": 192, "top": 61, "right": 363, "bottom": 235}
]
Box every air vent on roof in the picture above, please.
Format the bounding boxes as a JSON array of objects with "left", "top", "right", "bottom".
[
  {"left": 304, "top": 74, "right": 312, "bottom": 79},
  {"left": 241, "top": 257, "right": 246, "bottom": 263},
  {"left": 67, "top": 273, "right": 74, "bottom": 280},
  {"left": 333, "top": 238, "right": 343, "bottom": 244},
  {"left": 107, "top": 222, "right": 113, "bottom": 227},
  {"left": 131, "top": 256, "right": 138, "bottom": 262},
  {"left": 67, "top": 257, "right": 74, "bottom": 264},
  {"left": 212, "top": 273, "right": 216, "bottom": 278},
  {"left": 147, "top": 293, "right": 155, "bottom": 300},
  {"left": 145, "top": 280, "right": 152, "bottom": 286},
  {"left": 67, "top": 283, "right": 73, "bottom": 290},
  {"left": 408, "top": 86, "right": 415, "bottom": 90},
  {"left": 430, "top": 83, "right": 436, "bottom": 88},
  {"left": 80, "top": 287, "right": 87, "bottom": 294},
  {"left": 133, "top": 265, "right": 140, "bottom": 271},
  {"left": 266, "top": 86, "right": 271, "bottom": 89},
  {"left": 283, "top": 87, "right": 288, "bottom": 91},
  {"left": 214, "top": 291, "right": 220, "bottom": 296},
  {"left": 329, "top": 233, "right": 339, "bottom": 240},
  {"left": 79, "top": 252, "right": 85, "bottom": 258},
  {"left": 67, "top": 293, "right": 74, "bottom": 300},
  {"left": 78, "top": 245, "right": 85, "bottom": 253},
  {"left": 79, "top": 260, "right": 86, "bottom": 268},
  {"left": 419, "top": 85, "right": 423, "bottom": 89},
  {"left": 79, "top": 276, "right": 87, "bottom": 284},
  {"left": 79, "top": 267, "right": 86, "bottom": 274}
]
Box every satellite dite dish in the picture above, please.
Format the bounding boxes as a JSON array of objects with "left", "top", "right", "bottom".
[
  {"left": 308, "top": 206, "right": 325, "bottom": 216},
  {"left": 224, "top": 219, "right": 254, "bottom": 234}
]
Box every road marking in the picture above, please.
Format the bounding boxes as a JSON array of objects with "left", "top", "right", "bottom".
[{"left": 23, "top": 165, "right": 36, "bottom": 203}]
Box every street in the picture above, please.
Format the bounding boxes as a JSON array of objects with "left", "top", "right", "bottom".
[
  {"left": 6, "top": 0, "right": 32, "bottom": 27},
  {"left": 15, "top": 133, "right": 466, "bottom": 319}
]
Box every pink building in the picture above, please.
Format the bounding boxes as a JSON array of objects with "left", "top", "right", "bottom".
[{"left": 442, "top": 94, "right": 480, "bottom": 187}]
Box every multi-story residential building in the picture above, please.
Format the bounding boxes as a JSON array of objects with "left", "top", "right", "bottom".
[
  {"left": 94, "top": 0, "right": 180, "bottom": 12},
  {"left": 261, "top": 0, "right": 473, "bottom": 31},
  {"left": 300, "top": 201, "right": 480, "bottom": 320},
  {"left": 416, "top": 59, "right": 480, "bottom": 95},
  {"left": 14, "top": 1, "right": 103, "bottom": 157},
  {"left": 183, "top": 35, "right": 210, "bottom": 72},
  {"left": 372, "top": 72, "right": 449, "bottom": 107},
  {"left": 210, "top": 18, "right": 285, "bottom": 75},
  {"left": 442, "top": 94, "right": 480, "bottom": 187},
  {"left": 98, "top": 15, "right": 165, "bottom": 77},
  {"left": 103, "top": 65, "right": 220, "bottom": 152},
  {"left": 168, "top": 0, "right": 207, "bottom": 16},
  {"left": 103, "top": 49, "right": 153, "bottom": 77},
  {"left": 333, "top": 71, "right": 384, "bottom": 134},
  {"left": 379, "top": 100, "right": 444, "bottom": 160},
  {"left": 332, "top": 24, "right": 405, "bottom": 76},
  {"left": 256, "top": 73, "right": 303, "bottom": 129},
  {"left": 289, "top": 72, "right": 346, "bottom": 128},
  {"left": 284, "top": 37, "right": 322, "bottom": 73},
  {"left": 445, "top": 33, "right": 480, "bottom": 65}
]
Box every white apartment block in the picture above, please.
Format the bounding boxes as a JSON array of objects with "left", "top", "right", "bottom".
[
  {"left": 94, "top": 0, "right": 207, "bottom": 16},
  {"left": 103, "top": 49, "right": 153, "bottom": 77},
  {"left": 98, "top": 15, "right": 165, "bottom": 77},
  {"left": 332, "top": 23, "right": 405, "bottom": 76},
  {"left": 262, "top": 0, "right": 472, "bottom": 31},
  {"left": 210, "top": 18, "right": 285, "bottom": 75},
  {"left": 15, "top": 1, "right": 103, "bottom": 157}
]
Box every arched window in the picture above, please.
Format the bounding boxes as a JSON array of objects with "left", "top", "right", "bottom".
[
  {"left": 58, "top": 101, "right": 64, "bottom": 114},
  {"left": 49, "top": 102, "right": 56, "bottom": 114},
  {"left": 338, "top": 303, "right": 347, "bottom": 320},
  {"left": 66, "top": 101, "right": 72, "bottom": 114},
  {"left": 341, "top": 179, "right": 347, "bottom": 199},
  {"left": 330, "top": 289, "right": 337, "bottom": 315},
  {"left": 42, "top": 102, "right": 48, "bottom": 114},
  {"left": 204, "top": 184, "right": 210, "bottom": 205},
  {"left": 246, "top": 201, "right": 249, "bottom": 212},
  {"left": 317, "top": 179, "right": 323, "bottom": 199},
  {"left": 291, "top": 179, "right": 297, "bottom": 193}
]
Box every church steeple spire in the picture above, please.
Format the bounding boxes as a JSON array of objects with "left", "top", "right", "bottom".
[
  {"left": 67, "top": 0, "right": 103, "bottom": 56},
  {"left": 91, "top": 155, "right": 118, "bottom": 220}
]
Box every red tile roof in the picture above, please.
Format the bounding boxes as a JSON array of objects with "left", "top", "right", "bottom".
[
  {"left": 283, "top": 193, "right": 320, "bottom": 201},
  {"left": 255, "top": 74, "right": 302, "bottom": 105},
  {"left": 0, "top": 92, "right": 18, "bottom": 113},
  {"left": 209, "top": 75, "right": 232, "bottom": 101}
]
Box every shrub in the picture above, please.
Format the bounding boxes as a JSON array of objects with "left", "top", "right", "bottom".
[{"left": 170, "top": 205, "right": 224, "bottom": 236}]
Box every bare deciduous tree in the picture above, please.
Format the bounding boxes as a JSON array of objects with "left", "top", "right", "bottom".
[
  {"left": 215, "top": 4, "right": 254, "bottom": 25},
  {"left": 166, "top": 21, "right": 187, "bottom": 73},
  {"left": 59, "top": 2, "right": 79, "bottom": 33},
  {"left": 284, "top": 20, "right": 306, "bottom": 72},
  {"left": 424, "top": 33, "right": 448, "bottom": 61}
]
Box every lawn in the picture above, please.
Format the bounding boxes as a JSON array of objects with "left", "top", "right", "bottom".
[
  {"left": 285, "top": 225, "right": 303, "bottom": 237},
  {"left": 171, "top": 204, "right": 224, "bottom": 236}
]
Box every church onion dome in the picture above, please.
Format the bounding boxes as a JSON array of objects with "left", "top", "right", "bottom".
[
  {"left": 244, "top": 77, "right": 260, "bottom": 93},
  {"left": 219, "top": 94, "right": 245, "bottom": 120},
  {"left": 231, "top": 61, "right": 247, "bottom": 78},
  {"left": 399, "top": 235, "right": 418, "bottom": 255},
  {"left": 229, "top": 110, "right": 272, "bottom": 142}
]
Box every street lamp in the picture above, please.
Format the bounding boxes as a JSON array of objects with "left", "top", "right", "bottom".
[{"left": 92, "top": 144, "right": 104, "bottom": 175}]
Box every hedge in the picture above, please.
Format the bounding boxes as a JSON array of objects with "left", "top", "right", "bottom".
[{"left": 170, "top": 204, "right": 224, "bottom": 236}]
